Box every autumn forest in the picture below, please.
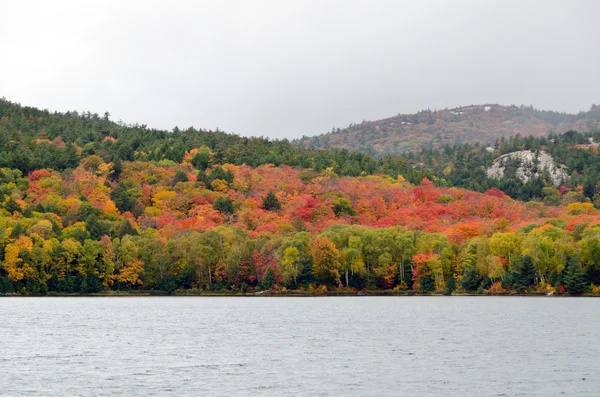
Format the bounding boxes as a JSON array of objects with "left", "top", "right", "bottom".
[{"left": 1, "top": 98, "right": 600, "bottom": 296}]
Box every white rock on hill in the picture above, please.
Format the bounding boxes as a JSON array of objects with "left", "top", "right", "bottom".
[{"left": 486, "top": 150, "right": 568, "bottom": 187}]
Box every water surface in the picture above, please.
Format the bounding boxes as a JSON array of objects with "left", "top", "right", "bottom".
[{"left": 1, "top": 296, "right": 598, "bottom": 396}]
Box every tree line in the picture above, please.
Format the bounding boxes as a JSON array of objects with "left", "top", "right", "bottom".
[{"left": 1, "top": 98, "right": 600, "bottom": 296}]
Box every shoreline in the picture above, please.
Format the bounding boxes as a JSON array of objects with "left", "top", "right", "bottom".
[{"left": 1, "top": 290, "right": 598, "bottom": 297}]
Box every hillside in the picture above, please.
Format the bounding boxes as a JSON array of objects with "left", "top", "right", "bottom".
[
  {"left": 0, "top": 98, "right": 427, "bottom": 183},
  {"left": 1, "top": 98, "right": 600, "bottom": 297},
  {"left": 297, "top": 104, "right": 600, "bottom": 155},
  {"left": 408, "top": 130, "right": 600, "bottom": 203}
]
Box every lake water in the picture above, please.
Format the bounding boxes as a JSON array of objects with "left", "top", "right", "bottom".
[{"left": 0, "top": 296, "right": 598, "bottom": 396}]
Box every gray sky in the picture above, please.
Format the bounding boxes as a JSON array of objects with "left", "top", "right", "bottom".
[{"left": 1, "top": 0, "right": 599, "bottom": 139}]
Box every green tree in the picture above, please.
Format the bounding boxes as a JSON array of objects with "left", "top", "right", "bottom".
[
  {"left": 279, "top": 247, "right": 300, "bottom": 286},
  {"left": 171, "top": 170, "right": 189, "bottom": 186},
  {"left": 512, "top": 255, "right": 536, "bottom": 291},
  {"left": 213, "top": 196, "right": 234, "bottom": 214},
  {"left": 85, "top": 215, "right": 110, "bottom": 240},
  {"left": 156, "top": 275, "right": 178, "bottom": 294},
  {"left": 420, "top": 275, "right": 435, "bottom": 293},
  {"left": 580, "top": 229, "right": 600, "bottom": 285},
  {"left": 333, "top": 197, "right": 356, "bottom": 217},
  {"left": 444, "top": 275, "right": 456, "bottom": 295},
  {"left": 563, "top": 255, "right": 587, "bottom": 295},
  {"left": 110, "top": 182, "right": 137, "bottom": 214},
  {"left": 0, "top": 277, "right": 14, "bottom": 294},
  {"left": 117, "top": 220, "right": 138, "bottom": 238},
  {"left": 461, "top": 266, "right": 481, "bottom": 292},
  {"left": 5, "top": 197, "right": 22, "bottom": 214},
  {"left": 191, "top": 148, "right": 211, "bottom": 170},
  {"left": 262, "top": 191, "right": 281, "bottom": 211},
  {"left": 261, "top": 268, "right": 276, "bottom": 290},
  {"left": 209, "top": 166, "right": 234, "bottom": 184}
]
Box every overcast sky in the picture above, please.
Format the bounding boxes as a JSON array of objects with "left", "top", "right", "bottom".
[{"left": 1, "top": 0, "right": 598, "bottom": 139}]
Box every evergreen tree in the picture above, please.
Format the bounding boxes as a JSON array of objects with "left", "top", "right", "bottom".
[
  {"left": 110, "top": 182, "right": 136, "bottom": 214},
  {"left": 10, "top": 223, "right": 25, "bottom": 238},
  {"left": 156, "top": 276, "right": 178, "bottom": 294},
  {"left": 420, "top": 275, "right": 435, "bottom": 293},
  {"left": 583, "top": 177, "right": 595, "bottom": 200},
  {"left": 171, "top": 170, "right": 189, "bottom": 186},
  {"left": 196, "top": 170, "right": 212, "bottom": 189},
  {"left": 213, "top": 196, "right": 234, "bottom": 214},
  {"left": 262, "top": 191, "right": 281, "bottom": 211},
  {"left": 191, "top": 150, "right": 210, "bottom": 170},
  {"left": 444, "top": 275, "right": 456, "bottom": 295},
  {"left": 564, "top": 255, "right": 587, "bottom": 295},
  {"left": 111, "top": 158, "right": 123, "bottom": 181},
  {"left": 0, "top": 277, "right": 14, "bottom": 294},
  {"left": 85, "top": 273, "right": 103, "bottom": 293},
  {"left": 117, "top": 220, "right": 138, "bottom": 238},
  {"left": 78, "top": 274, "right": 88, "bottom": 294},
  {"left": 261, "top": 268, "right": 276, "bottom": 290},
  {"left": 461, "top": 267, "right": 481, "bottom": 292},
  {"left": 86, "top": 215, "right": 110, "bottom": 240},
  {"left": 512, "top": 255, "right": 536, "bottom": 291},
  {"left": 210, "top": 166, "right": 234, "bottom": 184}
]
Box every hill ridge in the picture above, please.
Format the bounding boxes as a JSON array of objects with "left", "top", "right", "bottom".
[{"left": 296, "top": 103, "right": 600, "bottom": 156}]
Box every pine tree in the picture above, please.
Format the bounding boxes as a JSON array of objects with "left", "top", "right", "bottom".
[
  {"left": 564, "top": 255, "right": 587, "bottom": 295},
  {"left": 444, "top": 275, "right": 456, "bottom": 295},
  {"left": 213, "top": 196, "right": 234, "bottom": 214},
  {"left": 0, "top": 277, "right": 14, "bottom": 294},
  {"left": 191, "top": 150, "right": 210, "bottom": 170},
  {"left": 420, "top": 275, "right": 435, "bottom": 293},
  {"left": 512, "top": 255, "right": 536, "bottom": 291},
  {"left": 461, "top": 267, "right": 480, "bottom": 292},
  {"left": 261, "top": 268, "right": 276, "bottom": 290},
  {"left": 111, "top": 158, "right": 123, "bottom": 181},
  {"left": 110, "top": 182, "right": 136, "bottom": 214},
  {"left": 262, "top": 191, "right": 281, "bottom": 211},
  {"left": 117, "top": 220, "right": 138, "bottom": 238},
  {"left": 171, "top": 170, "right": 189, "bottom": 186}
]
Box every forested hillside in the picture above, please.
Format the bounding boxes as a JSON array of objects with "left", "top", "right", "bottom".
[
  {"left": 412, "top": 130, "right": 600, "bottom": 203},
  {"left": 0, "top": 98, "right": 425, "bottom": 182},
  {"left": 297, "top": 104, "right": 600, "bottom": 155},
  {"left": 1, "top": 98, "right": 600, "bottom": 296}
]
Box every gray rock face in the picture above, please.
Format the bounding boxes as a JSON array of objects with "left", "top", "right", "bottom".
[{"left": 486, "top": 150, "right": 568, "bottom": 186}]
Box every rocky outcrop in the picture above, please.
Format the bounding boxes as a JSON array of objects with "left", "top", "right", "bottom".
[{"left": 486, "top": 150, "right": 568, "bottom": 186}]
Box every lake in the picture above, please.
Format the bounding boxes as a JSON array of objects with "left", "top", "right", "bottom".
[{"left": 0, "top": 296, "right": 598, "bottom": 396}]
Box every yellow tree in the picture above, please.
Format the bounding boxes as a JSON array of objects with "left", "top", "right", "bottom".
[
  {"left": 522, "top": 226, "right": 575, "bottom": 283},
  {"left": 489, "top": 232, "right": 521, "bottom": 269},
  {"left": 339, "top": 235, "right": 367, "bottom": 287},
  {"left": 3, "top": 236, "right": 35, "bottom": 282},
  {"left": 312, "top": 236, "right": 340, "bottom": 286},
  {"left": 116, "top": 236, "right": 143, "bottom": 287},
  {"left": 61, "top": 238, "right": 83, "bottom": 277},
  {"left": 279, "top": 246, "right": 301, "bottom": 287},
  {"left": 99, "top": 235, "right": 116, "bottom": 288}
]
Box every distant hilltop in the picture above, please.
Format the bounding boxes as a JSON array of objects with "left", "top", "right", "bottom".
[{"left": 296, "top": 104, "right": 600, "bottom": 156}]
